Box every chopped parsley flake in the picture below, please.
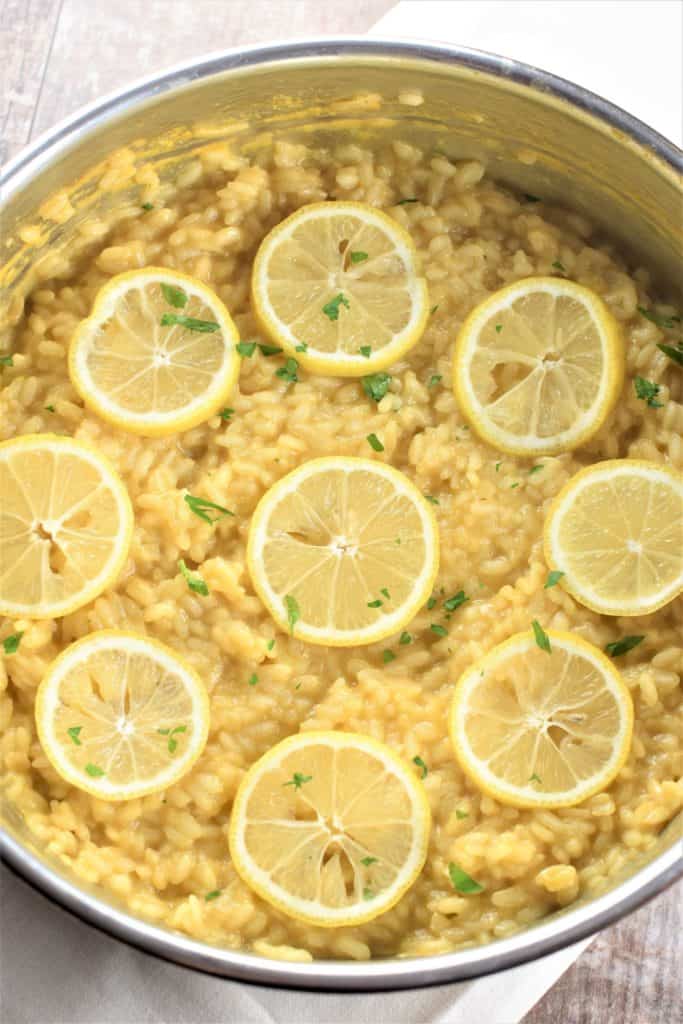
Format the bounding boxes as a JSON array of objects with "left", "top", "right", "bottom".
[
  {"left": 544, "top": 570, "right": 565, "bottom": 589},
  {"left": 141, "top": 202, "right": 154, "bottom": 211},
  {"left": 399, "top": 631, "right": 412, "bottom": 645},
  {"left": 657, "top": 343, "right": 683, "bottom": 366},
  {"left": 362, "top": 372, "right": 391, "bottom": 402},
  {"left": 236, "top": 341, "right": 257, "bottom": 357},
  {"left": 178, "top": 559, "right": 209, "bottom": 596},
  {"left": 160, "top": 313, "right": 219, "bottom": 332},
  {"left": 495, "top": 461, "right": 502, "bottom": 472},
  {"left": 258, "top": 343, "right": 283, "bottom": 356},
  {"left": 634, "top": 376, "right": 664, "bottom": 408},
  {"left": 322, "top": 293, "right": 349, "bottom": 321},
  {"left": 430, "top": 305, "right": 439, "bottom": 315},
  {"left": 361, "top": 856, "right": 378, "bottom": 866},
  {"left": 413, "top": 755, "right": 428, "bottom": 779},
  {"left": 45, "top": 404, "right": 56, "bottom": 413},
  {"left": 448, "top": 862, "right": 483, "bottom": 894},
  {"left": 359, "top": 345, "right": 372, "bottom": 358},
  {"left": 0, "top": 355, "right": 14, "bottom": 367},
  {"left": 2, "top": 632, "right": 23, "bottom": 654},
  {"left": 444, "top": 590, "right": 468, "bottom": 612},
  {"left": 426, "top": 596, "right": 437, "bottom": 610},
  {"left": 430, "top": 623, "right": 448, "bottom": 637},
  {"left": 184, "top": 493, "right": 233, "bottom": 524},
  {"left": 424, "top": 494, "right": 439, "bottom": 504},
  {"left": 455, "top": 809, "right": 468, "bottom": 820},
  {"left": 362, "top": 887, "right": 375, "bottom": 900},
  {"left": 160, "top": 283, "right": 188, "bottom": 308},
  {"left": 349, "top": 251, "right": 369, "bottom": 264},
  {"left": 397, "top": 198, "right": 418, "bottom": 205},
  {"left": 382, "top": 650, "right": 396, "bottom": 664},
  {"left": 247, "top": 673, "right": 258, "bottom": 686},
  {"left": 157, "top": 725, "right": 187, "bottom": 754},
  {"left": 637, "top": 306, "right": 680, "bottom": 331},
  {"left": 510, "top": 482, "right": 519, "bottom": 489},
  {"left": 495, "top": 324, "right": 503, "bottom": 333},
  {"left": 529, "top": 464, "right": 544, "bottom": 475},
  {"left": 85, "top": 763, "right": 105, "bottom": 778},
  {"left": 267, "top": 639, "right": 275, "bottom": 651},
  {"left": 284, "top": 594, "right": 300, "bottom": 634},
  {"left": 380, "top": 587, "right": 390, "bottom": 600},
  {"left": 532, "top": 619, "right": 551, "bottom": 653},
  {"left": 283, "top": 772, "right": 312, "bottom": 789},
  {"left": 366, "top": 433, "right": 384, "bottom": 452},
  {"left": 367, "top": 598, "right": 383, "bottom": 608},
  {"left": 67, "top": 725, "right": 82, "bottom": 745},
  {"left": 529, "top": 772, "right": 542, "bottom": 784},
  {"left": 275, "top": 358, "right": 299, "bottom": 384},
  {"left": 605, "top": 635, "right": 645, "bottom": 658},
  {"left": 204, "top": 890, "right": 221, "bottom": 901},
  {"left": 523, "top": 193, "right": 541, "bottom": 203},
  {"left": 219, "top": 407, "right": 234, "bottom": 420},
  {"left": 552, "top": 260, "right": 567, "bottom": 273},
  {"left": 428, "top": 374, "right": 442, "bottom": 389},
  {"left": 295, "top": 342, "right": 308, "bottom": 353}
]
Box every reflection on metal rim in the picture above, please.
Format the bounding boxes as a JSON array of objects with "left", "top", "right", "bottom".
[{"left": 1, "top": 36, "right": 682, "bottom": 991}]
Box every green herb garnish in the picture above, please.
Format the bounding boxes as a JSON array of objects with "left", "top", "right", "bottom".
[
  {"left": 430, "top": 624, "right": 448, "bottom": 637},
  {"left": 67, "top": 726, "right": 82, "bottom": 746},
  {"left": 455, "top": 809, "right": 468, "bottom": 820},
  {"left": 523, "top": 193, "right": 541, "bottom": 203},
  {"left": 495, "top": 461, "right": 502, "bottom": 472},
  {"left": 322, "top": 293, "right": 350, "bottom": 321},
  {"left": 424, "top": 494, "right": 439, "bottom": 505},
  {"left": 426, "top": 596, "right": 437, "bottom": 610},
  {"left": 283, "top": 772, "right": 312, "bottom": 789},
  {"left": 634, "top": 376, "right": 664, "bottom": 408},
  {"left": 399, "top": 631, "right": 412, "bottom": 645},
  {"left": 529, "top": 464, "right": 544, "bottom": 475},
  {"left": 0, "top": 355, "right": 14, "bottom": 367},
  {"left": 495, "top": 324, "right": 503, "bottom": 333},
  {"left": 367, "top": 598, "right": 383, "bottom": 608},
  {"left": 380, "top": 587, "right": 390, "bottom": 600},
  {"left": 532, "top": 619, "right": 551, "bottom": 653},
  {"left": 219, "top": 407, "right": 234, "bottom": 420},
  {"left": 85, "top": 763, "right": 105, "bottom": 778},
  {"left": 258, "top": 343, "right": 283, "bottom": 356},
  {"left": 605, "top": 635, "right": 645, "bottom": 658},
  {"left": 247, "top": 673, "right": 258, "bottom": 687},
  {"left": 430, "top": 305, "right": 439, "bottom": 315},
  {"left": 397, "top": 198, "right": 418, "bottom": 205},
  {"left": 178, "top": 559, "right": 209, "bottom": 596},
  {"left": 160, "top": 313, "right": 219, "bottom": 332},
  {"left": 510, "top": 482, "right": 519, "bottom": 489},
  {"left": 444, "top": 591, "right": 468, "bottom": 612},
  {"left": 637, "top": 306, "right": 679, "bottom": 331},
  {"left": 204, "top": 890, "right": 221, "bottom": 901},
  {"left": 359, "top": 345, "right": 372, "bottom": 358},
  {"left": 657, "top": 343, "right": 683, "bottom": 367},
  {"left": 184, "top": 493, "right": 233, "bottom": 524},
  {"left": 382, "top": 650, "right": 396, "bottom": 664},
  {"left": 413, "top": 755, "right": 428, "bottom": 779},
  {"left": 362, "top": 372, "right": 391, "bottom": 402},
  {"left": 236, "top": 341, "right": 257, "bottom": 357},
  {"left": 529, "top": 772, "right": 542, "bottom": 784},
  {"left": 362, "top": 887, "right": 375, "bottom": 900},
  {"left": 448, "top": 863, "right": 483, "bottom": 894},
  {"left": 141, "top": 202, "right": 154, "bottom": 211},
  {"left": 267, "top": 639, "right": 275, "bottom": 651},
  {"left": 544, "top": 570, "right": 565, "bottom": 589},
  {"left": 160, "top": 283, "right": 188, "bottom": 308},
  {"left": 366, "top": 433, "right": 384, "bottom": 452},
  {"left": 361, "top": 856, "right": 378, "bottom": 866},
  {"left": 552, "top": 260, "right": 566, "bottom": 273},
  {"left": 349, "top": 251, "right": 369, "bottom": 264},
  {"left": 2, "top": 632, "right": 23, "bottom": 654},
  {"left": 45, "top": 404, "right": 56, "bottom": 413},
  {"left": 295, "top": 342, "right": 308, "bottom": 353},
  {"left": 275, "top": 357, "right": 299, "bottom": 384},
  {"left": 284, "top": 594, "right": 300, "bottom": 634},
  {"left": 428, "top": 374, "right": 442, "bottom": 388},
  {"left": 157, "top": 724, "right": 187, "bottom": 754}
]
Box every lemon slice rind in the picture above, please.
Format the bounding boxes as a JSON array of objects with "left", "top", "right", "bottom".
[{"left": 229, "top": 730, "right": 431, "bottom": 927}]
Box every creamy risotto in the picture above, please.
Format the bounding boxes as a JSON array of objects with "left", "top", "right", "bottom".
[{"left": 1, "top": 137, "right": 682, "bottom": 962}]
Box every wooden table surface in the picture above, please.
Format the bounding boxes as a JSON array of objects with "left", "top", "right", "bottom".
[{"left": 2, "top": 2, "right": 681, "bottom": 1021}]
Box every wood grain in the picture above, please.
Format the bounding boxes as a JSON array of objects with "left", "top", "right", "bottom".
[
  {"left": 1, "top": 2, "right": 681, "bottom": 1021},
  {"left": 0, "top": 0, "right": 63, "bottom": 164}
]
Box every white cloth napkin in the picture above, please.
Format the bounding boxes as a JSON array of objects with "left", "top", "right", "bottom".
[{"left": 2, "top": 4, "right": 678, "bottom": 1022}]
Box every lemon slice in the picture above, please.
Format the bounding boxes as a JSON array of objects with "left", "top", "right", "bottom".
[
  {"left": 69, "top": 268, "right": 240, "bottom": 436},
  {"left": 452, "top": 277, "right": 624, "bottom": 455},
  {"left": 229, "top": 730, "right": 431, "bottom": 927},
  {"left": 0, "top": 434, "right": 133, "bottom": 619},
  {"left": 246, "top": 457, "right": 439, "bottom": 647},
  {"left": 449, "top": 629, "right": 633, "bottom": 809},
  {"left": 251, "top": 201, "right": 429, "bottom": 376},
  {"left": 544, "top": 459, "right": 683, "bottom": 616},
  {"left": 35, "top": 630, "right": 210, "bottom": 800}
]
